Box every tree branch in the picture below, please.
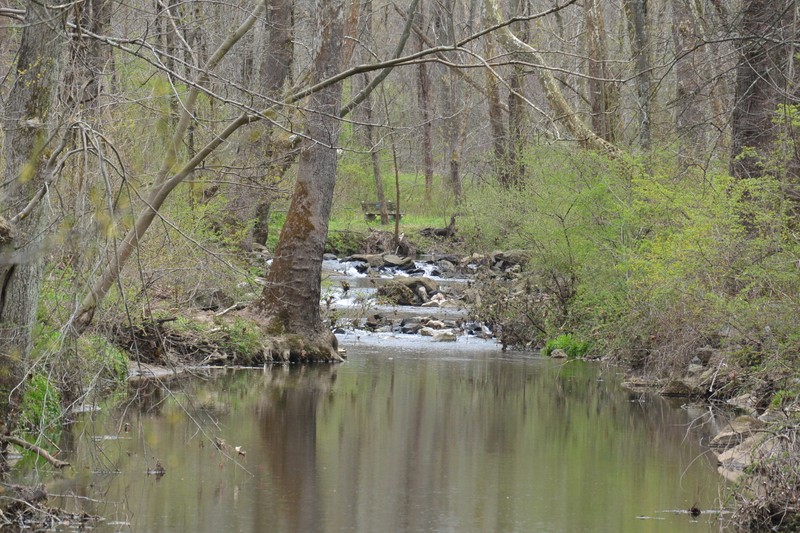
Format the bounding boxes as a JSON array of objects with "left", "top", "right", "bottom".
[{"left": 3, "top": 436, "right": 70, "bottom": 468}]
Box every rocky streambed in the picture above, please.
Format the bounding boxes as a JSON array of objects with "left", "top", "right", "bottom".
[{"left": 319, "top": 250, "right": 528, "bottom": 344}]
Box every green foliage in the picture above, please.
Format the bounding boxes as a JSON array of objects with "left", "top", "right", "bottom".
[
  {"left": 20, "top": 373, "right": 61, "bottom": 432},
  {"left": 325, "top": 230, "right": 364, "bottom": 256},
  {"left": 464, "top": 144, "right": 800, "bottom": 379},
  {"left": 215, "top": 317, "right": 263, "bottom": 362},
  {"left": 463, "top": 146, "right": 632, "bottom": 348},
  {"left": 78, "top": 334, "right": 130, "bottom": 385},
  {"left": 771, "top": 388, "right": 799, "bottom": 409},
  {"left": 543, "top": 334, "right": 590, "bottom": 358}
]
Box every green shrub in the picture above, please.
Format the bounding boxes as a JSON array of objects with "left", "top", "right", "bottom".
[
  {"left": 543, "top": 334, "right": 590, "bottom": 358},
  {"left": 217, "top": 317, "right": 263, "bottom": 362},
  {"left": 20, "top": 373, "right": 62, "bottom": 432},
  {"left": 79, "top": 334, "right": 130, "bottom": 385}
]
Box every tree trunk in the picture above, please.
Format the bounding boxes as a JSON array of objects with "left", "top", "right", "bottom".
[
  {"left": 484, "top": 0, "right": 621, "bottom": 157},
  {"left": 64, "top": 0, "right": 113, "bottom": 117},
  {"left": 435, "top": 0, "right": 465, "bottom": 202},
  {"left": 416, "top": 11, "right": 435, "bottom": 202},
  {"left": 671, "top": 0, "right": 708, "bottom": 166},
  {"left": 363, "top": 75, "right": 389, "bottom": 225},
  {"left": 584, "top": 0, "right": 616, "bottom": 143},
  {"left": 730, "top": 0, "right": 797, "bottom": 181},
  {"left": 507, "top": 0, "right": 528, "bottom": 187},
  {"left": 485, "top": 36, "right": 509, "bottom": 186},
  {"left": 0, "top": 2, "right": 62, "bottom": 452},
  {"left": 245, "top": 0, "right": 295, "bottom": 247},
  {"left": 254, "top": 0, "right": 346, "bottom": 362},
  {"left": 624, "top": 0, "right": 652, "bottom": 151}
]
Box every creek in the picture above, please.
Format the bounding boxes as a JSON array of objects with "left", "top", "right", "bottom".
[
  {"left": 10, "top": 257, "right": 732, "bottom": 531},
  {"left": 18, "top": 340, "right": 730, "bottom": 532}
]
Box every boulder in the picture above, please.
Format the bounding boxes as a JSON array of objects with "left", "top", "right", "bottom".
[
  {"left": 660, "top": 379, "right": 702, "bottom": 397},
  {"left": 349, "top": 254, "right": 385, "bottom": 267},
  {"left": 419, "top": 327, "right": 435, "bottom": 337},
  {"left": 727, "top": 394, "right": 758, "bottom": 413},
  {"left": 550, "top": 349, "right": 567, "bottom": 359},
  {"left": 435, "top": 260, "right": 456, "bottom": 275},
  {"left": 496, "top": 249, "right": 530, "bottom": 268},
  {"left": 433, "top": 330, "right": 458, "bottom": 342},
  {"left": 425, "top": 320, "right": 446, "bottom": 329},
  {"left": 383, "top": 254, "right": 416, "bottom": 270},
  {"left": 696, "top": 345, "right": 716, "bottom": 364},
  {"left": 323, "top": 253, "right": 338, "bottom": 261},
  {"left": 709, "top": 416, "right": 765, "bottom": 448},
  {"left": 395, "top": 276, "right": 439, "bottom": 297},
  {"left": 420, "top": 301, "right": 440, "bottom": 308},
  {"left": 365, "top": 314, "right": 385, "bottom": 331},
  {"left": 416, "top": 285, "right": 429, "bottom": 302},
  {"left": 399, "top": 318, "right": 422, "bottom": 334},
  {"left": 715, "top": 435, "right": 761, "bottom": 482},
  {"left": 377, "top": 282, "right": 417, "bottom": 305}
]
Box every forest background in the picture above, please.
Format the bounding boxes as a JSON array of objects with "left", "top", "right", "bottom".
[{"left": 0, "top": 0, "right": 799, "bottom": 529}]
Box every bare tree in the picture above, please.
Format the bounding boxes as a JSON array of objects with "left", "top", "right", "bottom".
[
  {"left": 64, "top": 0, "right": 114, "bottom": 118},
  {"left": 584, "top": 0, "right": 617, "bottom": 143},
  {"left": 484, "top": 0, "right": 620, "bottom": 157}
]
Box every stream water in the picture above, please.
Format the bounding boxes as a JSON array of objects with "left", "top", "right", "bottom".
[{"left": 17, "top": 339, "right": 731, "bottom": 532}]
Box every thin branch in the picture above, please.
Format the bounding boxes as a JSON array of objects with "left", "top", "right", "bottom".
[
  {"left": 340, "top": 0, "right": 421, "bottom": 117},
  {"left": 2, "top": 436, "right": 70, "bottom": 468}
]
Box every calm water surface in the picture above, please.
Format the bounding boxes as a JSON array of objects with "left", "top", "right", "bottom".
[{"left": 30, "top": 342, "right": 729, "bottom": 532}]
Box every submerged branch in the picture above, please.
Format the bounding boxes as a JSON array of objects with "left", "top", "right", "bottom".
[{"left": 2, "top": 436, "right": 70, "bottom": 468}]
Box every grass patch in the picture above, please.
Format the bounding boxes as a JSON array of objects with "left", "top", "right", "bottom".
[
  {"left": 19, "top": 373, "right": 62, "bottom": 433},
  {"left": 543, "top": 334, "right": 590, "bottom": 358}
]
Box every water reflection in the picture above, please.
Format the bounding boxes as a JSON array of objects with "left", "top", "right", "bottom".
[{"left": 26, "top": 349, "right": 728, "bottom": 532}]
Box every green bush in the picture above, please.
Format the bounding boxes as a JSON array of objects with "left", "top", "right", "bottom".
[
  {"left": 543, "top": 334, "right": 590, "bottom": 358},
  {"left": 20, "top": 373, "right": 62, "bottom": 432}
]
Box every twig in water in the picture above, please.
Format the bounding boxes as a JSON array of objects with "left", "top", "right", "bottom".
[{"left": 2, "top": 436, "right": 70, "bottom": 468}]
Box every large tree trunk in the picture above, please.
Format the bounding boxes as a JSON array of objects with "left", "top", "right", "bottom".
[
  {"left": 0, "top": 2, "right": 62, "bottom": 457},
  {"left": 730, "top": 0, "right": 798, "bottom": 181},
  {"left": 254, "top": 0, "right": 346, "bottom": 362}
]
